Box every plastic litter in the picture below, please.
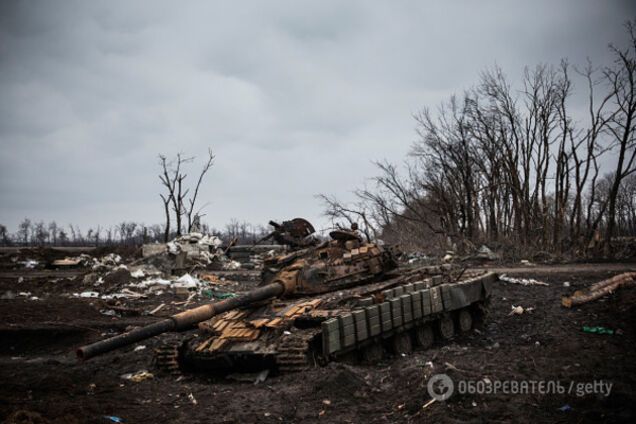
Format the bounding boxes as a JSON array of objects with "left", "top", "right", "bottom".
[
  {"left": 103, "top": 416, "right": 125, "bottom": 423},
  {"left": 582, "top": 326, "right": 614, "bottom": 335},
  {"left": 174, "top": 273, "right": 199, "bottom": 289}
]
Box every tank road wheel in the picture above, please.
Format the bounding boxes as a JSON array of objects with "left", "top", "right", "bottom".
[
  {"left": 391, "top": 332, "right": 413, "bottom": 355},
  {"left": 438, "top": 315, "right": 455, "bottom": 340},
  {"left": 413, "top": 325, "right": 434, "bottom": 349},
  {"left": 457, "top": 309, "right": 473, "bottom": 333},
  {"left": 361, "top": 343, "right": 384, "bottom": 364}
]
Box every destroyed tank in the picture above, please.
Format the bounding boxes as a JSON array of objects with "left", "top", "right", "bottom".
[{"left": 77, "top": 223, "right": 497, "bottom": 374}]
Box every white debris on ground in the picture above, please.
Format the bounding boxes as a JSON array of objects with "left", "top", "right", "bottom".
[
  {"left": 73, "top": 272, "right": 226, "bottom": 301},
  {"left": 499, "top": 274, "right": 549, "bottom": 286},
  {"left": 130, "top": 269, "right": 145, "bottom": 279},
  {"left": 19, "top": 232, "right": 249, "bottom": 303},
  {"left": 21, "top": 259, "right": 39, "bottom": 269},
  {"left": 91, "top": 254, "right": 122, "bottom": 271},
  {"left": 165, "top": 232, "right": 229, "bottom": 266},
  {"left": 509, "top": 305, "right": 535, "bottom": 315}
]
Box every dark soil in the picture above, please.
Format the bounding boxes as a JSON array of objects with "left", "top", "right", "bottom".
[{"left": 1, "top": 264, "right": 635, "bottom": 423}]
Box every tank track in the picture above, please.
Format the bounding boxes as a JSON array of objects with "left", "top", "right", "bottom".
[
  {"left": 276, "top": 334, "right": 310, "bottom": 372},
  {"left": 154, "top": 341, "right": 182, "bottom": 375}
]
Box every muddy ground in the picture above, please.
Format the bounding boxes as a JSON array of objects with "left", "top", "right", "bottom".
[{"left": 1, "top": 257, "right": 635, "bottom": 423}]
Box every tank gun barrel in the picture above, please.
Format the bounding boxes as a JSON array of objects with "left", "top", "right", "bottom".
[{"left": 76, "top": 282, "right": 286, "bottom": 360}]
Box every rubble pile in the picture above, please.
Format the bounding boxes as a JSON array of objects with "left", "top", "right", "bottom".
[
  {"left": 144, "top": 232, "right": 242, "bottom": 271},
  {"left": 58, "top": 233, "right": 255, "bottom": 303}
]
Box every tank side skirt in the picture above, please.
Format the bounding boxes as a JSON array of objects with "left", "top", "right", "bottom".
[{"left": 321, "top": 273, "right": 496, "bottom": 359}]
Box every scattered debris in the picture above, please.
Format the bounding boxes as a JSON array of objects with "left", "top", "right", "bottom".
[
  {"left": 21, "top": 259, "right": 39, "bottom": 269},
  {"left": 558, "top": 404, "right": 572, "bottom": 412},
  {"left": 422, "top": 398, "right": 436, "bottom": 409},
  {"left": 130, "top": 269, "right": 145, "bottom": 279},
  {"left": 52, "top": 257, "right": 84, "bottom": 267},
  {"left": 188, "top": 393, "right": 197, "bottom": 405},
  {"left": 75, "top": 291, "right": 100, "bottom": 298},
  {"left": 563, "top": 281, "right": 570, "bottom": 287},
  {"left": 120, "top": 370, "right": 154, "bottom": 382},
  {"left": 562, "top": 272, "right": 636, "bottom": 308},
  {"left": 509, "top": 305, "right": 525, "bottom": 315},
  {"left": 148, "top": 303, "right": 166, "bottom": 315},
  {"left": 103, "top": 416, "right": 125, "bottom": 423},
  {"left": 133, "top": 345, "right": 146, "bottom": 352},
  {"left": 500, "top": 274, "right": 548, "bottom": 286}
]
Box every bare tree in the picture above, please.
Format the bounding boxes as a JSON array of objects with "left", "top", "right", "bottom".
[
  {"left": 603, "top": 21, "right": 636, "bottom": 250},
  {"left": 159, "top": 149, "right": 215, "bottom": 241},
  {"left": 48, "top": 221, "right": 58, "bottom": 245},
  {"left": 17, "top": 218, "right": 31, "bottom": 245},
  {"left": 33, "top": 221, "right": 48, "bottom": 246},
  {"left": 186, "top": 148, "right": 215, "bottom": 232},
  {"left": 0, "top": 224, "right": 10, "bottom": 246}
]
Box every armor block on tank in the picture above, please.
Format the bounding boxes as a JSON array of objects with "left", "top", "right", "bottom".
[
  {"left": 413, "top": 281, "right": 425, "bottom": 291},
  {"left": 442, "top": 281, "right": 476, "bottom": 310},
  {"left": 357, "top": 297, "right": 374, "bottom": 307},
  {"left": 338, "top": 313, "right": 356, "bottom": 347},
  {"left": 421, "top": 289, "right": 432, "bottom": 315},
  {"left": 379, "top": 302, "right": 392, "bottom": 331},
  {"left": 429, "top": 286, "right": 443, "bottom": 313},
  {"left": 393, "top": 286, "right": 404, "bottom": 297},
  {"left": 322, "top": 318, "right": 341, "bottom": 355},
  {"left": 352, "top": 310, "right": 368, "bottom": 341},
  {"left": 400, "top": 294, "right": 413, "bottom": 323},
  {"left": 365, "top": 305, "right": 381, "bottom": 336},
  {"left": 390, "top": 298, "right": 403, "bottom": 327},
  {"left": 382, "top": 289, "right": 393, "bottom": 300},
  {"left": 412, "top": 291, "right": 423, "bottom": 319},
  {"left": 403, "top": 283, "right": 414, "bottom": 293}
]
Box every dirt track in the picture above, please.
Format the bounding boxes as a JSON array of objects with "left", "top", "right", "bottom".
[{"left": 1, "top": 263, "right": 635, "bottom": 423}]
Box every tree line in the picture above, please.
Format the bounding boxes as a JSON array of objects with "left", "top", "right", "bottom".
[
  {"left": 0, "top": 219, "right": 272, "bottom": 247},
  {"left": 320, "top": 22, "right": 636, "bottom": 257}
]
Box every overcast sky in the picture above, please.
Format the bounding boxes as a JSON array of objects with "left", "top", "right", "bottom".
[{"left": 0, "top": 0, "right": 634, "bottom": 234}]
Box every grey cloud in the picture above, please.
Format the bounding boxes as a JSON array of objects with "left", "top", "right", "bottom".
[{"left": 0, "top": 0, "right": 634, "bottom": 233}]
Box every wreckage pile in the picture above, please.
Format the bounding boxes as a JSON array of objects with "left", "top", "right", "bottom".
[
  {"left": 49, "top": 232, "right": 262, "bottom": 302},
  {"left": 142, "top": 232, "right": 241, "bottom": 271}
]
